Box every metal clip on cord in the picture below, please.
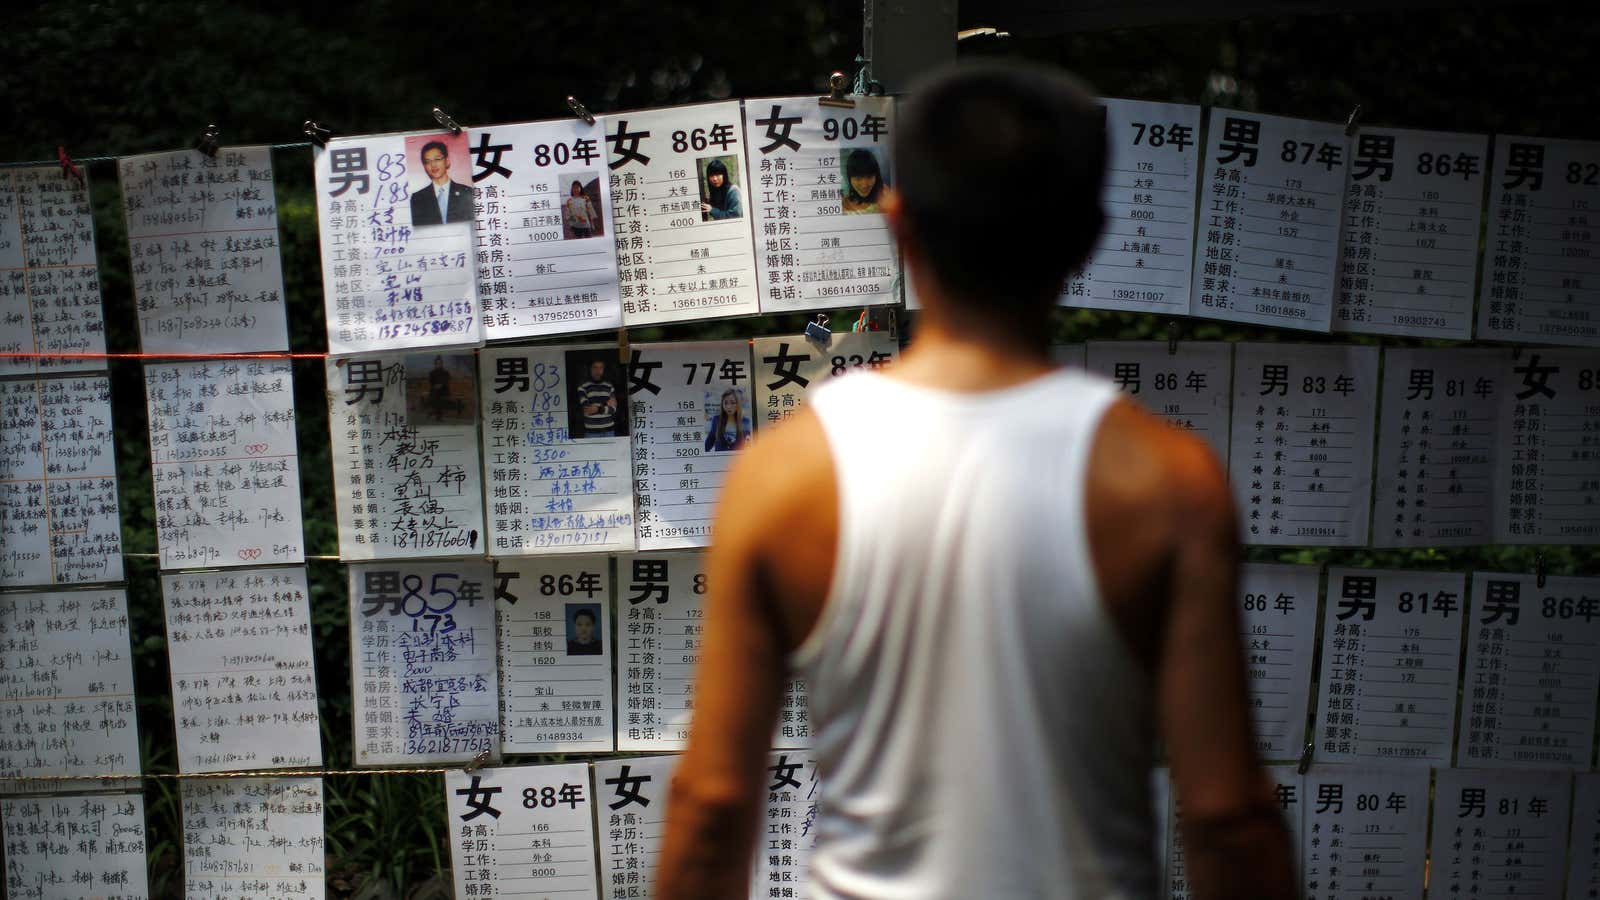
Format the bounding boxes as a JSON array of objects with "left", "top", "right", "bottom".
[
  {"left": 567, "top": 95, "right": 596, "bottom": 126},
  {"left": 194, "top": 124, "right": 221, "bottom": 159},
  {"left": 433, "top": 107, "right": 462, "bottom": 136}
]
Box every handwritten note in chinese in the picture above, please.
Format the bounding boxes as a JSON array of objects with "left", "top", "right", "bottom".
[
  {"left": 182, "top": 777, "right": 325, "bottom": 899},
  {"left": 145, "top": 359, "right": 304, "bottom": 569},
  {"left": 0, "top": 589, "right": 140, "bottom": 793},
  {"left": 2, "top": 793, "right": 149, "bottom": 899},
  {"left": 314, "top": 133, "right": 481, "bottom": 355},
  {"left": 0, "top": 374, "right": 123, "bottom": 586},
  {"left": 0, "top": 166, "right": 108, "bottom": 375},
  {"left": 327, "top": 353, "right": 485, "bottom": 559},
  {"left": 349, "top": 561, "right": 498, "bottom": 766},
  {"left": 119, "top": 146, "right": 289, "bottom": 352},
  {"left": 163, "top": 567, "right": 321, "bottom": 773}
]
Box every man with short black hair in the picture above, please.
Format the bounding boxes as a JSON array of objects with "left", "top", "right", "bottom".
[
  {"left": 656, "top": 59, "right": 1295, "bottom": 900},
  {"left": 410, "top": 139, "right": 475, "bottom": 226}
]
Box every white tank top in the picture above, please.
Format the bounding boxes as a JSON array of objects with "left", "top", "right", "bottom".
[{"left": 794, "top": 368, "right": 1157, "bottom": 900}]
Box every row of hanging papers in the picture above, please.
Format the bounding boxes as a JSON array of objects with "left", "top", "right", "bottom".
[
  {"left": 0, "top": 92, "right": 1598, "bottom": 897},
  {"left": 4, "top": 561, "right": 1599, "bottom": 775},
  {"left": 3, "top": 96, "right": 1598, "bottom": 363},
  {"left": 7, "top": 336, "right": 1597, "bottom": 594},
  {"left": 10, "top": 758, "right": 1600, "bottom": 898}
]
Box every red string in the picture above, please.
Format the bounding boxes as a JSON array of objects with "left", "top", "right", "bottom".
[{"left": 0, "top": 352, "right": 329, "bottom": 360}]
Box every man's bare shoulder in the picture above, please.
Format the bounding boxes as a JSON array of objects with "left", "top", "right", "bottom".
[
  {"left": 1086, "top": 399, "right": 1239, "bottom": 666},
  {"left": 1090, "top": 398, "right": 1235, "bottom": 534}
]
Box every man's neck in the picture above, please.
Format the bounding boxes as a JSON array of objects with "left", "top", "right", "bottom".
[
  {"left": 432, "top": 177, "right": 450, "bottom": 189},
  {"left": 890, "top": 286, "right": 1055, "bottom": 392}
]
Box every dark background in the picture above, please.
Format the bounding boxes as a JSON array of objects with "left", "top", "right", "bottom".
[{"left": 2, "top": 1, "right": 1597, "bottom": 895}]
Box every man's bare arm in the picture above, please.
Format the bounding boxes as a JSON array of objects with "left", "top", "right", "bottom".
[
  {"left": 1157, "top": 437, "right": 1297, "bottom": 900},
  {"left": 654, "top": 417, "right": 829, "bottom": 900}
]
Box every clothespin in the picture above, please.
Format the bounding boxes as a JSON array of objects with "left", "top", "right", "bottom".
[
  {"left": 302, "top": 120, "right": 333, "bottom": 148},
  {"left": 819, "top": 71, "right": 854, "bottom": 109},
  {"left": 463, "top": 748, "right": 492, "bottom": 773},
  {"left": 1166, "top": 320, "right": 1181, "bottom": 356},
  {"left": 805, "top": 314, "right": 831, "bottom": 343},
  {"left": 1343, "top": 104, "right": 1364, "bottom": 138},
  {"left": 1297, "top": 741, "right": 1314, "bottom": 775},
  {"left": 1512, "top": 344, "right": 1523, "bottom": 361},
  {"left": 1535, "top": 552, "right": 1547, "bottom": 589},
  {"left": 432, "top": 107, "right": 462, "bottom": 136},
  {"left": 617, "top": 327, "right": 630, "bottom": 366},
  {"left": 55, "top": 147, "right": 84, "bottom": 190},
  {"left": 851, "top": 309, "right": 878, "bottom": 333},
  {"left": 193, "top": 124, "right": 221, "bottom": 159},
  {"left": 567, "top": 95, "right": 596, "bottom": 126}
]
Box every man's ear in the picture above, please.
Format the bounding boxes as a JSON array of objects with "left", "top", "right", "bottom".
[{"left": 881, "top": 188, "right": 914, "bottom": 261}]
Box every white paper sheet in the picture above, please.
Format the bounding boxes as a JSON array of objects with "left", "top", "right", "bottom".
[
  {"left": 0, "top": 166, "right": 107, "bottom": 376},
  {"left": 743, "top": 95, "right": 900, "bottom": 313},
  {"left": 466, "top": 119, "right": 623, "bottom": 338},
  {"left": 0, "top": 374, "right": 123, "bottom": 586},
  {"left": 1458, "top": 572, "right": 1600, "bottom": 769},
  {"left": 1477, "top": 135, "right": 1600, "bottom": 347},
  {"left": 145, "top": 359, "right": 304, "bottom": 569},
  {"left": 749, "top": 752, "right": 821, "bottom": 900},
  {"left": 1085, "top": 340, "right": 1233, "bottom": 459},
  {"left": 118, "top": 146, "right": 288, "bottom": 352},
  {"left": 1430, "top": 768, "right": 1572, "bottom": 900},
  {"left": 1229, "top": 343, "right": 1378, "bottom": 546},
  {"left": 326, "top": 353, "right": 486, "bottom": 559},
  {"left": 349, "top": 560, "right": 498, "bottom": 766},
  {"left": 480, "top": 344, "right": 635, "bottom": 555},
  {"left": 1493, "top": 348, "right": 1600, "bottom": 543},
  {"left": 751, "top": 332, "right": 897, "bottom": 428},
  {"left": 1372, "top": 347, "right": 1506, "bottom": 547},
  {"left": 1064, "top": 99, "right": 1200, "bottom": 315},
  {"left": 1299, "top": 765, "right": 1429, "bottom": 900},
  {"left": 615, "top": 551, "right": 809, "bottom": 752},
  {"left": 1190, "top": 109, "right": 1348, "bottom": 331},
  {"left": 626, "top": 340, "right": 753, "bottom": 550},
  {"left": 446, "top": 762, "right": 600, "bottom": 900},
  {"left": 314, "top": 133, "right": 482, "bottom": 354},
  {"left": 1333, "top": 126, "right": 1489, "bottom": 338},
  {"left": 162, "top": 567, "right": 321, "bottom": 773},
  {"left": 0, "top": 589, "right": 140, "bottom": 794},
  {"left": 1313, "top": 568, "right": 1466, "bottom": 767},
  {"left": 2, "top": 793, "right": 149, "bottom": 899},
  {"left": 496, "top": 557, "right": 614, "bottom": 753},
  {"left": 603, "top": 102, "right": 762, "bottom": 325},
  {"left": 593, "top": 754, "right": 679, "bottom": 900},
  {"left": 181, "top": 777, "right": 324, "bottom": 899},
  {"left": 1237, "top": 563, "right": 1321, "bottom": 760}
]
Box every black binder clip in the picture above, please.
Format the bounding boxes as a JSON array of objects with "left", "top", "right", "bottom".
[
  {"left": 805, "top": 314, "right": 832, "bottom": 343},
  {"left": 432, "top": 107, "right": 463, "bottom": 136},
  {"left": 1343, "top": 104, "right": 1364, "bottom": 138},
  {"left": 819, "top": 71, "right": 855, "bottom": 109},
  {"left": 567, "top": 95, "right": 596, "bottom": 126},
  {"left": 1535, "top": 552, "right": 1547, "bottom": 589},
  {"left": 194, "top": 124, "right": 221, "bottom": 159},
  {"left": 463, "top": 748, "right": 492, "bottom": 773},
  {"left": 302, "top": 120, "right": 333, "bottom": 148},
  {"left": 1166, "top": 321, "right": 1181, "bottom": 356}
]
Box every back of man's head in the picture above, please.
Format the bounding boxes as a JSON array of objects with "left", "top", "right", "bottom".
[{"left": 895, "top": 60, "right": 1106, "bottom": 310}]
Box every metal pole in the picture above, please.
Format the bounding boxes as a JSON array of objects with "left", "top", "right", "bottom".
[{"left": 863, "top": 0, "right": 957, "bottom": 92}]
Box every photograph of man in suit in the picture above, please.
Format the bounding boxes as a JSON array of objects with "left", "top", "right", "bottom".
[{"left": 409, "top": 139, "right": 475, "bottom": 226}]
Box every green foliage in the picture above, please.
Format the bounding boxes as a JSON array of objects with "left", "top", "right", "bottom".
[{"left": 1, "top": 2, "right": 1596, "bottom": 896}]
